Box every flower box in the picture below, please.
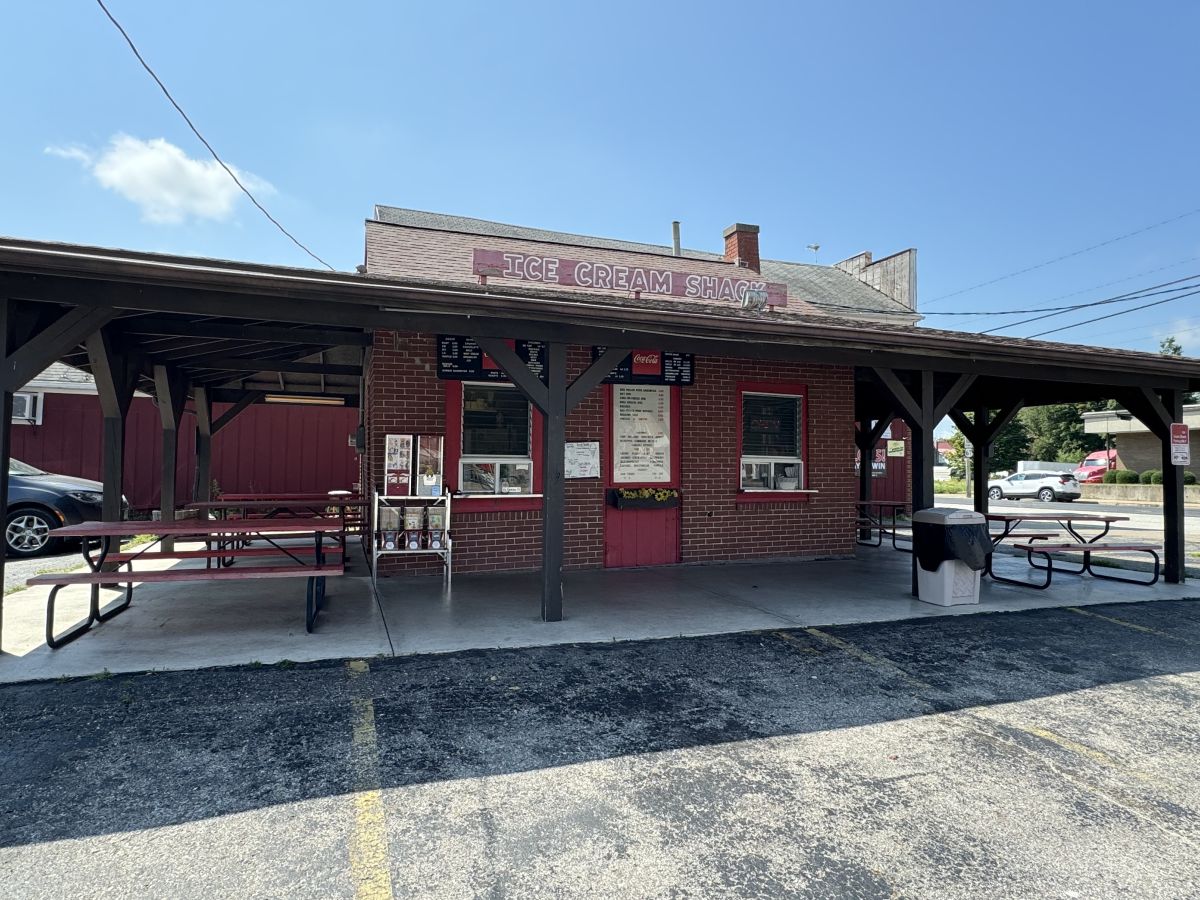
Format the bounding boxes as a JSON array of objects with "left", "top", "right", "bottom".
[{"left": 607, "top": 488, "right": 681, "bottom": 510}]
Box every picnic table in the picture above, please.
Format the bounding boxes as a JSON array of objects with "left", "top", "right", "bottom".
[
  {"left": 187, "top": 497, "right": 368, "bottom": 542},
  {"left": 30, "top": 517, "right": 345, "bottom": 649},
  {"left": 856, "top": 500, "right": 911, "bottom": 551},
  {"left": 983, "top": 510, "right": 1159, "bottom": 588}
]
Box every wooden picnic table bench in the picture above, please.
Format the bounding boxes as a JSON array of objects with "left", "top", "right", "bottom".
[
  {"left": 32, "top": 517, "right": 346, "bottom": 649},
  {"left": 856, "top": 500, "right": 911, "bottom": 551},
  {"left": 984, "top": 511, "right": 1132, "bottom": 586}
]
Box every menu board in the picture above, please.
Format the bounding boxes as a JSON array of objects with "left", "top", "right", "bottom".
[
  {"left": 593, "top": 347, "right": 694, "bottom": 386},
  {"left": 437, "top": 335, "right": 547, "bottom": 383},
  {"left": 565, "top": 441, "right": 600, "bottom": 479},
  {"left": 612, "top": 385, "right": 671, "bottom": 483}
]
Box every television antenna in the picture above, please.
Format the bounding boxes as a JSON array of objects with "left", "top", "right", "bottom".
[{"left": 806, "top": 243, "right": 820, "bottom": 263}]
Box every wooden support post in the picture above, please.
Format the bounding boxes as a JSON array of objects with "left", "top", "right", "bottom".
[
  {"left": 1160, "top": 389, "right": 1185, "bottom": 584},
  {"left": 541, "top": 342, "right": 568, "bottom": 622},
  {"left": 971, "top": 402, "right": 989, "bottom": 515},
  {"left": 855, "top": 413, "right": 894, "bottom": 540},
  {"left": 0, "top": 299, "right": 12, "bottom": 652},
  {"left": 154, "top": 366, "right": 187, "bottom": 551},
  {"left": 477, "top": 339, "right": 629, "bottom": 621},
  {"left": 193, "top": 387, "right": 213, "bottom": 502},
  {"left": 87, "top": 329, "right": 139, "bottom": 522}
]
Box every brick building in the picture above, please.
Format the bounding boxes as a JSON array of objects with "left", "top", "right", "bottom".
[{"left": 362, "top": 208, "right": 915, "bottom": 576}]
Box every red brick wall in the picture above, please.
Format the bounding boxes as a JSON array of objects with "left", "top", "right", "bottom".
[{"left": 366, "top": 331, "right": 857, "bottom": 575}]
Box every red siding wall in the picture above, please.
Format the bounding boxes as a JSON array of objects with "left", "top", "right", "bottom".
[
  {"left": 12, "top": 392, "right": 359, "bottom": 510},
  {"left": 367, "top": 330, "right": 858, "bottom": 576}
]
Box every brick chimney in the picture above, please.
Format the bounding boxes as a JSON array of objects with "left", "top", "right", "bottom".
[{"left": 723, "top": 223, "right": 760, "bottom": 273}]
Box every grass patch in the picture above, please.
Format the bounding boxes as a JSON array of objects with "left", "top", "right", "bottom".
[
  {"left": 120, "top": 534, "right": 158, "bottom": 550},
  {"left": 934, "top": 479, "right": 967, "bottom": 494}
]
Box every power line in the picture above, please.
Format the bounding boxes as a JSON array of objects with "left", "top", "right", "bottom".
[
  {"left": 922, "top": 257, "right": 1200, "bottom": 316},
  {"left": 1026, "top": 287, "right": 1200, "bottom": 339},
  {"left": 923, "top": 207, "right": 1200, "bottom": 306},
  {"left": 94, "top": 0, "right": 334, "bottom": 270},
  {"left": 978, "top": 276, "right": 1200, "bottom": 335}
]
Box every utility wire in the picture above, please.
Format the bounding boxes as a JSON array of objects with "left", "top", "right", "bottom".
[
  {"left": 923, "top": 207, "right": 1200, "bottom": 306},
  {"left": 978, "top": 276, "right": 1200, "bottom": 335},
  {"left": 94, "top": 0, "right": 334, "bottom": 270},
  {"left": 1026, "top": 287, "right": 1200, "bottom": 339}
]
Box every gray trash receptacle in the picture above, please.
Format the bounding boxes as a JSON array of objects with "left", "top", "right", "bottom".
[{"left": 911, "top": 508, "right": 992, "bottom": 606}]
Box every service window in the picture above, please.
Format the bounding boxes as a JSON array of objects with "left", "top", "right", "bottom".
[
  {"left": 460, "top": 384, "right": 533, "bottom": 494},
  {"left": 11, "top": 392, "right": 42, "bottom": 425},
  {"left": 740, "top": 392, "right": 804, "bottom": 491}
]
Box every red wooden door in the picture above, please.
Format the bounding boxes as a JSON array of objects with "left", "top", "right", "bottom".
[{"left": 603, "top": 384, "right": 681, "bottom": 568}]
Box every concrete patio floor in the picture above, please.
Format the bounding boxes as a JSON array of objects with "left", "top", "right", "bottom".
[{"left": 2, "top": 543, "right": 1197, "bottom": 684}]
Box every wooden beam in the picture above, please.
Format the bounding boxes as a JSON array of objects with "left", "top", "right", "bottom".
[
  {"left": 565, "top": 346, "right": 630, "bottom": 412},
  {"left": 872, "top": 367, "right": 925, "bottom": 426},
  {"left": 1161, "top": 389, "right": 1185, "bottom": 584},
  {"left": 2, "top": 305, "right": 116, "bottom": 391},
  {"left": 474, "top": 337, "right": 550, "bottom": 414},
  {"left": 983, "top": 396, "right": 1025, "bottom": 444},
  {"left": 193, "top": 386, "right": 213, "bottom": 503},
  {"left": 541, "top": 342, "right": 568, "bottom": 622},
  {"left": 87, "top": 327, "right": 139, "bottom": 521},
  {"left": 119, "top": 316, "right": 372, "bottom": 346},
  {"left": 212, "top": 392, "right": 263, "bottom": 435},
  {"left": 933, "top": 373, "right": 977, "bottom": 423},
  {"left": 947, "top": 408, "right": 977, "bottom": 443},
  {"left": 153, "top": 365, "right": 188, "bottom": 549},
  {"left": 173, "top": 356, "right": 361, "bottom": 377},
  {"left": 0, "top": 299, "right": 15, "bottom": 651}
]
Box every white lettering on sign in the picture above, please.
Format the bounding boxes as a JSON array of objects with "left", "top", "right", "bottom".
[
  {"left": 473, "top": 249, "right": 788, "bottom": 306},
  {"left": 1171, "top": 422, "right": 1191, "bottom": 466}
]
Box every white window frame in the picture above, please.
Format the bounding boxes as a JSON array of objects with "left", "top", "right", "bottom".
[
  {"left": 459, "top": 382, "right": 536, "bottom": 496},
  {"left": 740, "top": 391, "right": 805, "bottom": 492},
  {"left": 11, "top": 391, "right": 42, "bottom": 425}
]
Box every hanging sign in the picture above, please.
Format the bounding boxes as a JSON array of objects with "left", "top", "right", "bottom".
[
  {"left": 473, "top": 249, "right": 788, "bottom": 306},
  {"left": 1171, "top": 422, "right": 1191, "bottom": 465},
  {"left": 565, "top": 441, "right": 601, "bottom": 479},
  {"left": 612, "top": 385, "right": 672, "bottom": 483},
  {"left": 592, "top": 347, "right": 695, "bottom": 386},
  {"left": 437, "top": 335, "right": 548, "bottom": 383},
  {"left": 886, "top": 440, "right": 906, "bottom": 457}
]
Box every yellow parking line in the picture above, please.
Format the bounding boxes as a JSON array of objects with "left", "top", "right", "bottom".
[
  {"left": 801, "top": 627, "right": 933, "bottom": 692},
  {"left": 347, "top": 660, "right": 394, "bottom": 900},
  {"left": 1066, "top": 607, "right": 1196, "bottom": 644}
]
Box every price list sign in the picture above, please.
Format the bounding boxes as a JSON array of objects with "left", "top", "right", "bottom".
[
  {"left": 593, "top": 347, "right": 695, "bottom": 385},
  {"left": 437, "top": 336, "right": 548, "bottom": 383}
]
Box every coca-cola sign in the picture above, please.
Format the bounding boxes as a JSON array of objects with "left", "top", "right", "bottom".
[
  {"left": 473, "top": 248, "right": 788, "bottom": 307},
  {"left": 592, "top": 347, "right": 694, "bottom": 386}
]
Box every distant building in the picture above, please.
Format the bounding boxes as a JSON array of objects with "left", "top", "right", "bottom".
[{"left": 1082, "top": 404, "right": 1199, "bottom": 476}]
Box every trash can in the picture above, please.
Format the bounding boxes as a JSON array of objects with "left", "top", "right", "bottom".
[{"left": 911, "top": 508, "right": 992, "bottom": 606}]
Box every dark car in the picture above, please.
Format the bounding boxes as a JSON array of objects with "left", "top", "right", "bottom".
[{"left": 6, "top": 459, "right": 118, "bottom": 558}]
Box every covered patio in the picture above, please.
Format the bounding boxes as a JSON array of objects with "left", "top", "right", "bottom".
[
  {"left": 0, "top": 237, "right": 1198, "bottom": 665},
  {"left": 1, "top": 543, "right": 1197, "bottom": 683}
]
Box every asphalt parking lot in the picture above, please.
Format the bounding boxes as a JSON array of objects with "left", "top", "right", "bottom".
[{"left": 3, "top": 599, "right": 1200, "bottom": 899}]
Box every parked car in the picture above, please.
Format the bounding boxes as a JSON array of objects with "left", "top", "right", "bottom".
[
  {"left": 1074, "top": 449, "right": 1118, "bottom": 484},
  {"left": 987, "top": 470, "right": 1081, "bottom": 503},
  {"left": 6, "top": 459, "right": 118, "bottom": 558}
]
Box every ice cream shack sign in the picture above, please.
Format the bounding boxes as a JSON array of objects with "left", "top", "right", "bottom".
[{"left": 472, "top": 249, "right": 788, "bottom": 307}]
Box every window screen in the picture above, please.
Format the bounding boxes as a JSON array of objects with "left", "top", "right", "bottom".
[
  {"left": 741, "top": 394, "right": 801, "bottom": 457},
  {"left": 462, "top": 385, "right": 530, "bottom": 456}
]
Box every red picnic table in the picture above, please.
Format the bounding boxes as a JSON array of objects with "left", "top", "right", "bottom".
[
  {"left": 856, "top": 499, "right": 911, "bottom": 551},
  {"left": 31, "top": 517, "right": 346, "bottom": 649}
]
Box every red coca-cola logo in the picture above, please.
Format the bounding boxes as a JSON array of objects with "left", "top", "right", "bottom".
[{"left": 631, "top": 351, "right": 661, "bottom": 375}]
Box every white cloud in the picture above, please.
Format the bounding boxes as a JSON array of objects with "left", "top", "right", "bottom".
[{"left": 44, "top": 134, "right": 272, "bottom": 225}]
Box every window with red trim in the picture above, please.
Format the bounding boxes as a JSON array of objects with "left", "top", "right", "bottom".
[
  {"left": 458, "top": 383, "right": 534, "bottom": 495},
  {"left": 738, "top": 386, "right": 806, "bottom": 492}
]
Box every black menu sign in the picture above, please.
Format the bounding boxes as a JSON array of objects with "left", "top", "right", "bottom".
[
  {"left": 437, "top": 336, "right": 548, "bottom": 383},
  {"left": 593, "top": 347, "right": 695, "bottom": 386}
]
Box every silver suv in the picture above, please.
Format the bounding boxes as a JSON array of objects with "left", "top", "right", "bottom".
[{"left": 987, "top": 471, "right": 1081, "bottom": 503}]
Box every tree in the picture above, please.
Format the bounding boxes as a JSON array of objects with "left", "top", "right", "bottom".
[
  {"left": 943, "top": 413, "right": 1030, "bottom": 477},
  {"left": 1020, "top": 404, "right": 1104, "bottom": 463},
  {"left": 1160, "top": 335, "right": 1198, "bottom": 402}
]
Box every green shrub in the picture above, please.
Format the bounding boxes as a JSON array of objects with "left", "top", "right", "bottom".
[
  {"left": 1114, "top": 470, "right": 1140, "bottom": 484},
  {"left": 1151, "top": 470, "right": 1164, "bottom": 485},
  {"left": 1185, "top": 471, "right": 1197, "bottom": 486},
  {"left": 1102, "top": 470, "right": 1118, "bottom": 484},
  {"left": 1139, "top": 469, "right": 1159, "bottom": 484}
]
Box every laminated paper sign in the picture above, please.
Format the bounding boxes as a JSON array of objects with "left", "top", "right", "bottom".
[
  {"left": 612, "top": 385, "right": 671, "bottom": 483},
  {"left": 565, "top": 441, "right": 600, "bottom": 479},
  {"left": 1171, "top": 422, "right": 1191, "bottom": 466},
  {"left": 886, "top": 440, "right": 906, "bottom": 457}
]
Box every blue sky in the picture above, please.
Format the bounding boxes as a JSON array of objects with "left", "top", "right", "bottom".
[{"left": 3, "top": 1, "right": 1198, "bottom": 355}]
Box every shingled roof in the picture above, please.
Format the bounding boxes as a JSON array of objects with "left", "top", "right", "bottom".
[{"left": 371, "top": 206, "right": 920, "bottom": 322}]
